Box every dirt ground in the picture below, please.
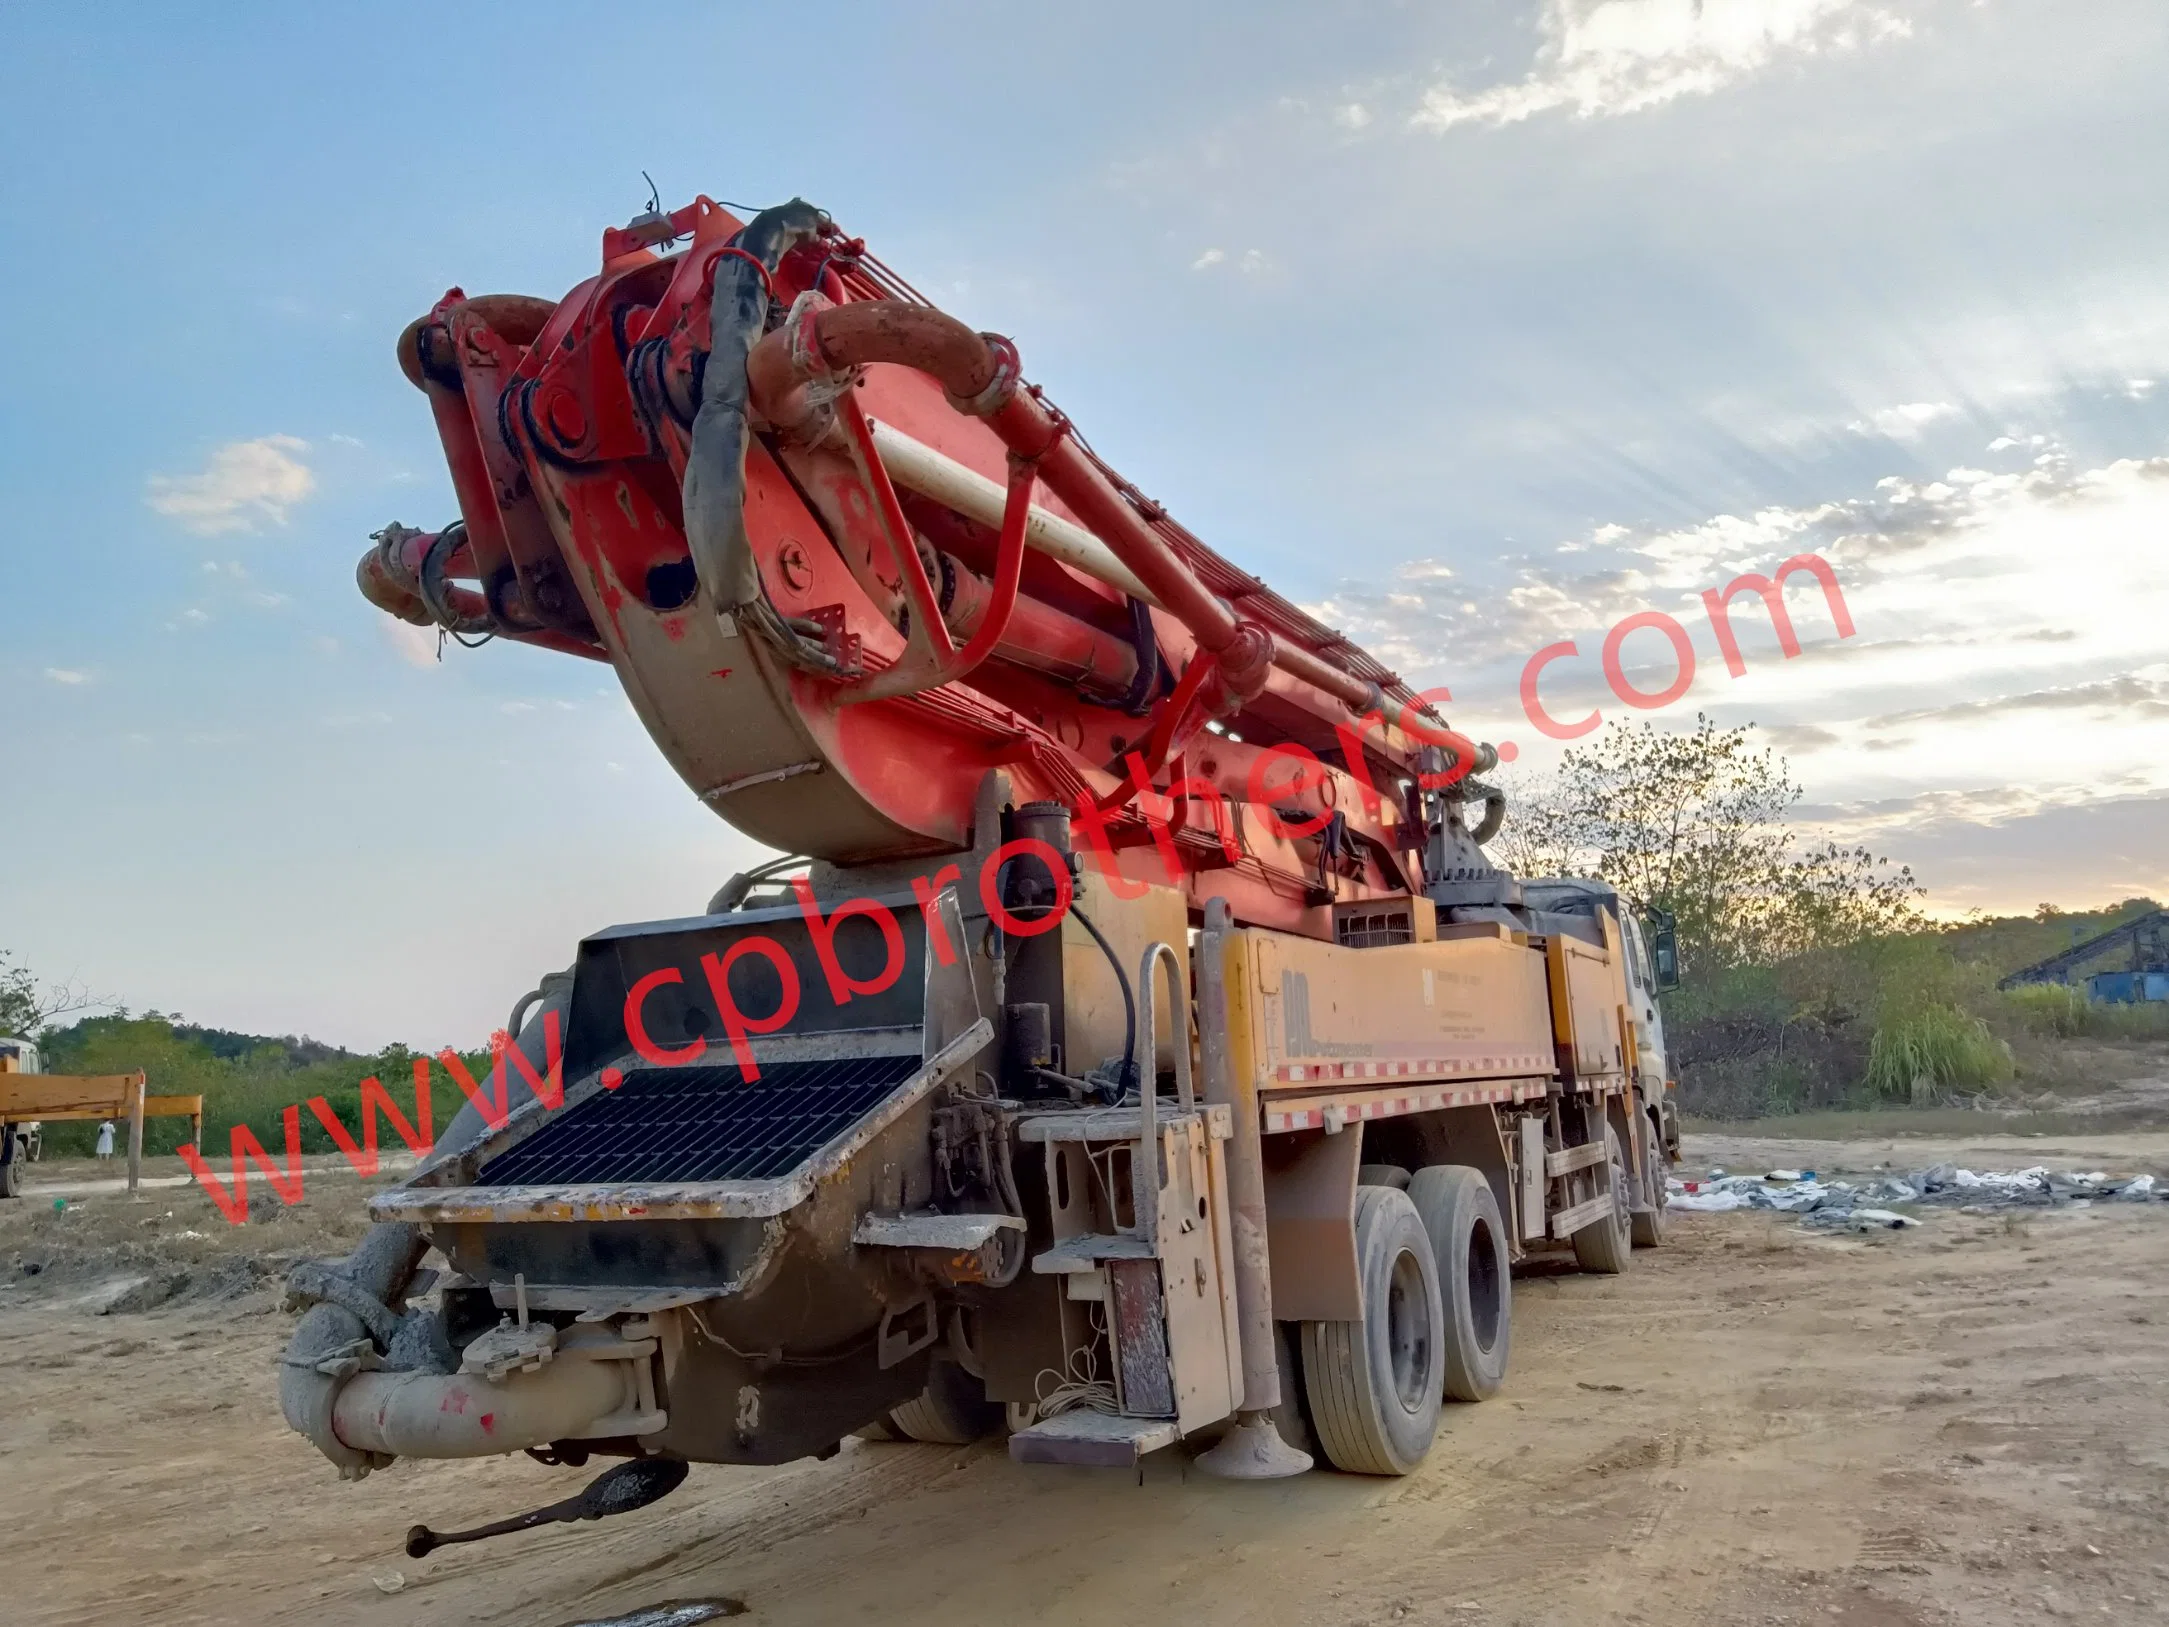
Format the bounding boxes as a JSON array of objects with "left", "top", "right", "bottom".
[{"left": 5, "top": 1135, "right": 2168, "bottom": 1627}]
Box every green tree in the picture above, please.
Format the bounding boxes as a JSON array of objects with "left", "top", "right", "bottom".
[{"left": 1497, "top": 715, "right": 1921, "bottom": 976}]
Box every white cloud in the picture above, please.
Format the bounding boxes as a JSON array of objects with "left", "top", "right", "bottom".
[
  {"left": 1314, "top": 433, "right": 2169, "bottom": 910},
  {"left": 1850, "top": 400, "right": 1959, "bottom": 440},
  {"left": 145, "top": 435, "right": 316, "bottom": 535},
  {"left": 1413, "top": 0, "right": 1912, "bottom": 132},
  {"left": 1238, "top": 248, "right": 1271, "bottom": 275},
  {"left": 1334, "top": 102, "right": 1373, "bottom": 130},
  {"left": 378, "top": 618, "right": 440, "bottom": 669},
  {"left": 1190, "top": 248, "right": 1227, "bottom": 271},
  {"left": 44, "top": 667, "right": 90, "bottom": 685}
]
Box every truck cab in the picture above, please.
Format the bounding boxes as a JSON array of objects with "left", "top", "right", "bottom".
[
  {"left": 0, "top": 1035, "right": 45, "bottom": 1195},
  {"left": 1518, "top": 878, "right": 1679, "bottom": 1159}
]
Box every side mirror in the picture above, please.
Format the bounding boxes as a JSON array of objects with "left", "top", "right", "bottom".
[{"left": 1648, "top": 910, "right": 1679, "bottom": 991}]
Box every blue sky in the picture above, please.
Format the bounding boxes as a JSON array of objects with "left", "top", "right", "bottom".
[{"left": 5, "top": 0, "right": 2167, "bottom": 1049}]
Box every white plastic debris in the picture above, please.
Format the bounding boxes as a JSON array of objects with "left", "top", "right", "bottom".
[{"left": 1666, "top": 1161, "right": 2165, "bottom": 1222}]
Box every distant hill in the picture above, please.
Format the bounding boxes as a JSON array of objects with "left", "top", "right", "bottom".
[
  {"left": 168, "top": 1022, "right": 360, "bottom": 1069},
  {"left": 1938, "top": 896, "right": 2164, "bottom": 980},
  {"left": 29, "top": 1013, "right": 477, "bottom": 1161},
  {"left": 40, "top": 1012, "right": 361, "bottom": 1074}
]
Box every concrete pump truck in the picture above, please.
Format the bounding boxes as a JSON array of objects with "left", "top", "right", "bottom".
[{"left": 280, "top": 195, "right": 1678, "bottom": 1538}]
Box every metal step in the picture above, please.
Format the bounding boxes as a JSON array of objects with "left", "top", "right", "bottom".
[
  {"left": 1551, "top": 1190, "right": 1617, "bottom": 1238},
  {"left": 1031, "top": 1232, "right": 1156, "bottom": 1274},
  {"left": 1008, "top": 1409, "right": 1181, "bottom": 1467}
]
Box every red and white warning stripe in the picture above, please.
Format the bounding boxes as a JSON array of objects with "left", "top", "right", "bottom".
[
  {"left": 1272, "top": 1052, "right": 1552, "bottom": 1085},
  {"left": 1261, "top": 1076, "right": 1552, "bottom": 1134}
]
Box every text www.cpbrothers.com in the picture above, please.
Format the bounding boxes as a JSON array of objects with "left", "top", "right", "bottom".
[{"left": 179, "top": 551, "right": 1851, "bottom": 1223}]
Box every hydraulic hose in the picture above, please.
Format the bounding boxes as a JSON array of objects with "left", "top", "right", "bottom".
[
  {"left": 1067, "top": 904, "right": 1139, "bottom": 1101},
  {"left": 681, "top": 199, "right": 827, "bottom": 617}
]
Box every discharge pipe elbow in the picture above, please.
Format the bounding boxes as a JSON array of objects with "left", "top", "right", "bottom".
[
  {"left": 279, "top": 1221, "right": 429, "bottom": 1477},
  {"left": 330, "top": 1356, "right": 627, "bottom": 1461}
]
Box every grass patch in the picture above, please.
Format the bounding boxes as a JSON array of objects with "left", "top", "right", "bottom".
[
  {"left": 2003, "top": 984, "right": 2169, "bottom": 1040},
  {"left": 1864, "top": 1004, "right": 2011, "bottom": 1101}
]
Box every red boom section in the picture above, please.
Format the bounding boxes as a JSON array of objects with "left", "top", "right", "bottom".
[{"left": 357, "top": 195, "right": 1491, "bottom": 938}]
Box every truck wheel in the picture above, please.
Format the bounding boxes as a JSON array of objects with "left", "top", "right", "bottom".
[
  {"left": 1302, "top": 1185, "right": 1445, "bottom": 1475},
  {"left": 1356, "top": 1163, "right": 1411, "bottom": 1190},
  {"left": 1406, "top": 1166, "right": 1511, "bottom": 1401},
  {"left": 1571, "top": 1126, "right": 1633, "bottom": 1275},
  {"left": 0, "top": 1131, "right": 19, "bottom": 1200},
  {"left": 1270, "top": 1320, "right": 1317, "bottom": 1455},
  {"left": 886, "top": 1358, "right": 1004, "bottom": 1444},
  {"left": 1630, "top": 1112, "right": 1668, "bottom": 1249}
]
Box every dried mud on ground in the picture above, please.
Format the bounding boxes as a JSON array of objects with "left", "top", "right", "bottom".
[{"left": 5, "top": 1141, "right": 2168, "bottom": 1627}]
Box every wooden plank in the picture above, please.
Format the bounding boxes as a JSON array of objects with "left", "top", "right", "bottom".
[
  {"left": 127, "top": 1073, "right": 145, "bottom": 1193},
  {"left": 1109, "top": 1257, "right": 1176, "bottom": 1419},
  {"left": 1545, "top": 1141, "right": 1609, "bottom": 1179}
]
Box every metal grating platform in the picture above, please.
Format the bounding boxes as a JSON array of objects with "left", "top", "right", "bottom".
[{"left": 475, "top": 1052, "right": 923, "bottom": 1187}]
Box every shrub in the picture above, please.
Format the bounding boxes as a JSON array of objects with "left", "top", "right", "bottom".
[
  {"left": 1864, "top": 1004, "right": 2011, "bottom": 1101},
  {"left": 2003, "top": 984, "right": 2090, "bottom": 1037}
]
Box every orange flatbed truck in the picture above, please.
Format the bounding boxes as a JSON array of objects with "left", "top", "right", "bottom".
[{"left": 0, "top": 1038, "right": 202, "bottom": 1197}]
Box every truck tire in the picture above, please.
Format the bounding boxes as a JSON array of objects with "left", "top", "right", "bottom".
[
  {"left": 1406, "top": 1166, "right": 1511, "bottom": 1401},
  {"left": 885, "top": 1358, "right": 1003, "bottom": 1445},
  {"left": 1571, "top": 1125, "right": 1634, "bottom": 1275},
  {"left": 1356, "top": 1163, "right": 1411, "bottom": 1190},
  {"left": 1270, "top": 1319, "right": 1317, "bottom": 1455},
  {"left": 1302, "top": 1185, "right": 1445, "bottom": 1475},
  {"left": 1630, "top": 1111, "right": 1668, "bottom": 1249},
  {"left": 0, "top": 1130, "right": 19, "bottom": 1200}
]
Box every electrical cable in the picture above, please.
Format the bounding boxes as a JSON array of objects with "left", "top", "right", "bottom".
[{"left": 1032, "top": 1305, "right": 1116, "bottom": 1418}]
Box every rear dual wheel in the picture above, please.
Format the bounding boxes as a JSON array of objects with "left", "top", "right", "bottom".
[
  {"left": 1302, "top": 1185, "right": 1446, "bottom": 1475},
  {"left": 1407, "top": 1166, "right": 1511, "bottom": 1402}
]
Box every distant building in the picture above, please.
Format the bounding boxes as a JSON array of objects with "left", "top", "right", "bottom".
[
  {"left": 2000, "top": 908, "right": 2169, "bottom": 1004},
  {"left": 2088, "top": 970, "right": 2169, "bottom": 1005}
]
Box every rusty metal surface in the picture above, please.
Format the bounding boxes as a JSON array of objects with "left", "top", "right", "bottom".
[{"left": 1259, "top": 1125, "right": 1363, "bottom": 1324}]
